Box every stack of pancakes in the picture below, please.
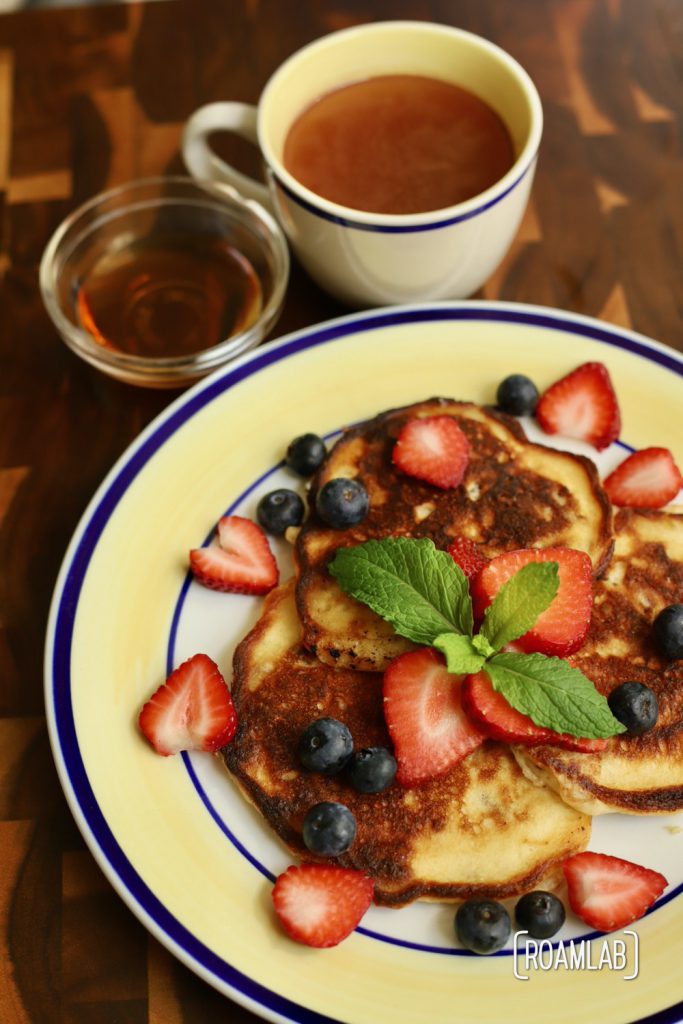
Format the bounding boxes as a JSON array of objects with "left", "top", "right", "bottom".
[{"left": 223, "top": 400, "right": 683, "bottom": 907}]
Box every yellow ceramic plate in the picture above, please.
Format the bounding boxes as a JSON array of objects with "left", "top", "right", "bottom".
[{"left": 45, "top": 303, "right": 683, "bottom": 1024}]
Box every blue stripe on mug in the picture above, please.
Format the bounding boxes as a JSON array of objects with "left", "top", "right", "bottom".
[{"left": 269, "top": 151, "right": 538, "bottom": 233}]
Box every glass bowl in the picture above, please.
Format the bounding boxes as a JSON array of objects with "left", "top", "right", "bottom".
[{"left": 39, "top": 176, "right": 290, "bottom": 388}]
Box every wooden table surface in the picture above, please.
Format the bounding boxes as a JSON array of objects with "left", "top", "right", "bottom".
[{"left": 1, "top": 0, "right": 681, "bottom": 1020}]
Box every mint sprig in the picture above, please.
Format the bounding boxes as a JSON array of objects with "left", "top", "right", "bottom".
[
  {"left": 433, "top": 633, "right": 486, "bottom": 674},
  {"left": 329, "top": 537, "right": 472, "bottom": 644},
  {"left": 486, "top": 652, "right": 626, "bottom": 739},
  {"left": 480, "top": 562, "right": 559, "bottom": 651},
  {"left": 328, "top": 537, "right": 625, "bottom": 739}
]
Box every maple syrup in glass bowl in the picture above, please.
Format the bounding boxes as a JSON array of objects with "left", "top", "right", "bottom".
[{"left": 40, "top": 177, "right": 289, "bottom": 387}]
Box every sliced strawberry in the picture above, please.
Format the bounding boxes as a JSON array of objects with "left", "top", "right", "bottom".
[
  {"left": 392, "top": 415, "right": 470, "bottom": 489},
  {"left": 470, "top": 546, "right": 593, "bottom": 657},
  {"left": 563, "top": 852, "right": 667, "bottom": 932},
  {"left": 447, "top": 537, "right": 489, "bottom": 579},
  {"left": 461, "top": 670, "right": 607, "bottom": 752},
  {"left": 190, "top": 515, "right": 278, "bottom": 594},
  {"left": 383, "top": 648, "right": 485, "bottom": 786},
  {"left": 603, "top": 447, "right": 683, "bottom": 509},
  {"left": 272, "top": 864, "right": 374, "bottom": 948},
  {"left": 138, "top": 653, "right": 237, "bottom": 756},
  {"left": 536, "top": 362, "right": 621, "bottom": 451}
]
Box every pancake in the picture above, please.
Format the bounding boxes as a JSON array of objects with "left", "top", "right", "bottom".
[
  {"left": 223, "top": 580, "right": 591, "bottom": 907},
  {"left": 513, "top": 508, "right": 683, "bottom": 815},
  {"left": 295, "top": 399, "right": 613, "bottom": 671}
]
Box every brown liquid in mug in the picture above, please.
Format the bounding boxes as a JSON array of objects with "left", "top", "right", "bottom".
[{"left": 283, "top": 74, "right": 516, "bottom": 215}]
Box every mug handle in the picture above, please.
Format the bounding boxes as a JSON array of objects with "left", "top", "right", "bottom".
[{"left": 181, "top": 102, "right": 272, "bottom": 210}]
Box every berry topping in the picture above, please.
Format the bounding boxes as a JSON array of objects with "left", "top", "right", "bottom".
[
  {"left": 392, "top": 415, "right": 470, "bottom": 489},
  {"left": 461, "top": 670, "right": 608, "bottom": 751},
  {"left": 189, "top": 515, "right": 278, "bottom": 594},
  {"left": 608, "top": 682, "right": 659, "bottom": 735},
  {"left": 470, "top": 546, "right": 593, "bottom": 657},
  {"left": 562, "top": 852, "right": 667, "bottom": 932},
  {"left": 286, "top": 432, "right": 327, "bottom": 476},
  {"left": 256, "top": 488, "right": 305, "bottom": 536},
  {"left": 347, "top": 747, "right": 397, "bottom": 794},
  {"left": 272, "top": 864, "right": 374, "bottom": 948},
  {"left": 315, "top": 477, "right": 369, "bottom": 528},
  {"left": 514, "top": 891, "right": 566, "bottom": 939},
  {"left": 138, "top": 653, "right": 237, "bottom": 756},
  {"left": 446, "top": 536, "right": 489, "bottom": 579},
  {"left": 302, "top": 801, "right": 357, "bottom": 857},
  {"left": 603, "top": 448, "right": 683, "bottom": 509},
  {"left": 653, "top": 604, "right": 683, "bottom": 660},
  {"left": 299, "top": 717, "right": 354, "bottom": 775},
  {"left": 383, "top": 648, "right": 485, "bottom": 787},
  {"left": 536, "top": 362, "right": 621, "bottom": 451},
  {"left": 455, "top": 899, "right": 511, "bottom": 955},
  {"left": 496, "top": 374, "right": 539, "bottom": 416}
]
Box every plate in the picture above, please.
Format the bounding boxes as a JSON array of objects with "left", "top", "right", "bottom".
[{"left": 45, "top": 302, "right": 683, "bottom": 1024}]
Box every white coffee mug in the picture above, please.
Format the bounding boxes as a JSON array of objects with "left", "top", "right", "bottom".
[{"left": 182, "top": 21, "right": 543, "bottom": 307}]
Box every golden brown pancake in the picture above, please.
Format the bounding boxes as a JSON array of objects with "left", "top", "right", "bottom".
[
  {"left": 514, "top": 509, "right": 683, "bottom": 814},
  {"left": 223, "top": 580, "right": 591, "bottom": 907},
  {"left": 295, "top": 399, "right": 613, "bottom": 671}
]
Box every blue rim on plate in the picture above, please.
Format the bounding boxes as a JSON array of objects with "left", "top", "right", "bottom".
[{"left": 44, "top": 302, "right": 683, "bottom": 1024}]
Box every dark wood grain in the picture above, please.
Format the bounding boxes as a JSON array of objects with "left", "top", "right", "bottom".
[{"left": 0, "top": 0, "right": 681, "bottom": 1020}]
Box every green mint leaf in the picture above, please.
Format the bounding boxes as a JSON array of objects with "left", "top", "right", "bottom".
[
  {"left": 472, "top": 633, "right": 495, "bottom": 659},
  {"left": 433, "top": 633, "right": 487, "bottom": 674},
  {"left": 329, "top": 537, "right": 473, "bottom": 645},
  {"left": 480, "top": 562, "right": 560, "bottom": 652},
  {"left": 485, "top": 652, "right": 627, "bottom": 739}
]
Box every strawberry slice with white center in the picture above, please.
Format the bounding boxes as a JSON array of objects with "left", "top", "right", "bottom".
[
  {"left": 563, "top": 852, "right": 667, "bottom": 932},
  {"left": 272, "top": 864, "right": 374, "bottom": 948},
  {"left": 383, "top": 648, "right": 485, "bottom": 786},
  {"left": 536, "top": 362, "right": 621, "bottom": 451},
  {"left": 603, "top": 447, "right": 683, "bottom": 509},
  {"left": 470, "top": 546, "right": 593, "bottom": 657},
  {"left": 138, "top": 653, "right": 237, "bottom": 755},
  {"left": 461, "top": 670, "right": 607, "bottom": 752},
  {"left": 392, "top": 415, "right": 470, "bottom": 489},
  {"left": 190, "top": 515, "right": 278, "bottom": 594}
]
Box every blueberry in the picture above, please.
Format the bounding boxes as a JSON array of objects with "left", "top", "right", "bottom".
[
  {"left": 302, "top": 801, "right": 356, "bottom": 857},
  {"left": 315, "top": 477, "right": 369, "bottom": 529},
  {"left": 496, "top": 374, "right": 539, "bottom": 416},
  {"left": 514, "top": 891, "right": 566, "bottom": 939},
  {"left": 347, "top": 747, "right": 397, "bottom": 794},
  {"left": 455, "top": 900, "right": 511, "bottom": 955},
  {"left": 652, "top": 604, "right": 683, "bottom": 660},
  {"left": 299, "top": 717, "right": 353, "bottom": 774},
  {"left": 286, "top": 433, "right": 327, "bottom": 476},
  {"left": 608, "top": 682, "right": 659, "bottom": 735},
  {"left": 256, "top": 488, "right": 305, "bottom": 536}
]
